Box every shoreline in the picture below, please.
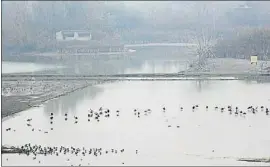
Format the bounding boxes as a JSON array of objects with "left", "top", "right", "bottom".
[{"left": 1, "top": 79, "right": 111, "bottom": 120}]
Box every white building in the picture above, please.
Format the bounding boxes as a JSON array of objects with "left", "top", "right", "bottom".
[{"left": 56, "top": 30, "right": 92, "bottom": 41}]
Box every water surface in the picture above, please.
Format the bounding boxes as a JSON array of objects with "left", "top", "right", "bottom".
[
  {"left": 2, "top": 80, "right": 270, "bottom": 166},
  {"left": 2, "top": 61, "right": 64, "bottom": 74}
]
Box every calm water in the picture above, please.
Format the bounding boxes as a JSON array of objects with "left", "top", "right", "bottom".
[
  {"left": 2, "top": 46, "right": 193, "bottom": 75},
  {"left": 2, "top": 61, "right": 64, "bottom": 74},
  {"left": 2, "top": 80, "right": 270, "bottom": 166}
]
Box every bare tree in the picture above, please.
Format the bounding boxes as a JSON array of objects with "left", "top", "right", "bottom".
[{"left": 188, "top": 2, "right": 216, "bottom": 72}]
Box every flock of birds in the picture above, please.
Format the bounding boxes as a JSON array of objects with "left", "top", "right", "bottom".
[
  {"left": 4, "top": 143, "right": 135, "bottom": 166},
  {"left": 190, "top": 104, "right": 269, "bottom": 116},
  {"left": 5, "top": 105, "right": 269, "bottom": 133},
  {"left": 3, "top": 104, "right": 269, "bottom": 166}
]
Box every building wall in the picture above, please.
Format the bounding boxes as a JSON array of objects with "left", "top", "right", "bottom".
[
  {"left": 56, "top": 32, "right": 64, "bottom": 41},
  {"left": 56, "top": 31, "right": 92, "bottom": 41},
  {"left": 55, "top": 31, "right": 124, "bottom": 55}
]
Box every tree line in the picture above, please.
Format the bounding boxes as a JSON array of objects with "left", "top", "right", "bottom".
[
  {"left": 2, "top": 1, "right": 270, "bottom": 56},
  {"left": 213, "top": 27, "right": 270, "bottom": 60}
]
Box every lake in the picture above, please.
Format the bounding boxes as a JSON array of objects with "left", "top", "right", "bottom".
[
  {"left": 2, "top": 61, "right": 64, "bottom": 74},
  {"left": 2, "top": 80, "right": 270, "bottom": 166},
  {"left": 2, "top": 46, "right": 194, "bottom": 75}
]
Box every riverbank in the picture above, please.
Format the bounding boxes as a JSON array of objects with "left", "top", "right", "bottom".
[
  {"left": 1, "top": 79, "right": 110, "bottom": 119},
  {"left": 188, "top": 58, "right": 270, "bottom": 73}
]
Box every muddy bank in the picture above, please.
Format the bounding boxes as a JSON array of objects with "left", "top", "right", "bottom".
[{"left": 1, "top": 79, "right": 110, "bottom": 119}]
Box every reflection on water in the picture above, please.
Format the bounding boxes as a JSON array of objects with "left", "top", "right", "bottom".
[
  {"left": 43, "top": 86, "right": 103, "bottom": 117},
  {"left": 243, "top": 77, "right": 270, "bottom": 84},
  {"left": 123, "top": 60, "right": 187, "bottom": 74},
  {"left": 193, "top": 80, "right": 212, "bottom": 92}
]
